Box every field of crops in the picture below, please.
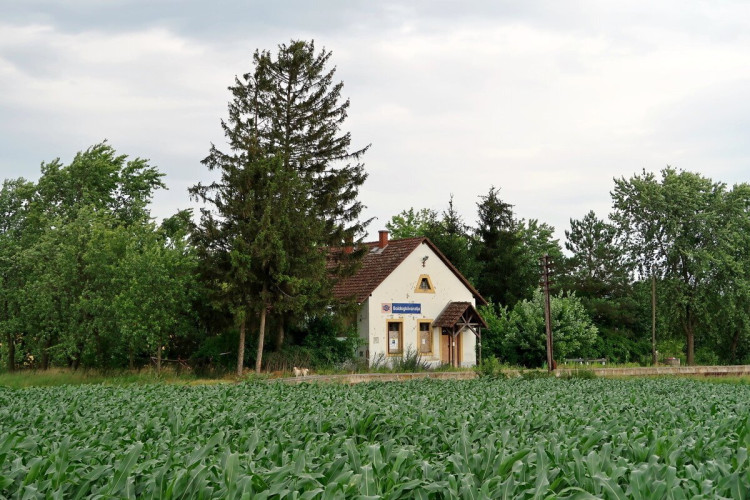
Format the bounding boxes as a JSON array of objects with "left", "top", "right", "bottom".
[{"left": 1, "top": 378, "right": 748, "bottom": 499}]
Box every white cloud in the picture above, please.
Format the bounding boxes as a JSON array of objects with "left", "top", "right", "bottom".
[{"left": 2, "top": 1, "right": 750, "bottom": 245}]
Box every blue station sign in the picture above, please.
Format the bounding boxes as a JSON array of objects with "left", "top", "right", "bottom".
[{"left": 390, "top": 303, "right": 421, "bottom": 314}]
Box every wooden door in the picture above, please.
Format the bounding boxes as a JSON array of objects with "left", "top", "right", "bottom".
[{"left": 440, "top": 332, "right": 462, "bottom": 366}]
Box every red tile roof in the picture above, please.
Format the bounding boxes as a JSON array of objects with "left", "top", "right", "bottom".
[{"left": 330, "top": 237, "right": 486, "bottom": 305}]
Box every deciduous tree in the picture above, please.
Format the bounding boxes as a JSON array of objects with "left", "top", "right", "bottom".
[
  {"left": 0, "top": 179, "right": 36, "bottom": 371},
  {"left": 610, "top": 168, "right": 745, "bottom": 365},
  {"left": 385, "top": 208, "right": 437, "bottom": 239}
]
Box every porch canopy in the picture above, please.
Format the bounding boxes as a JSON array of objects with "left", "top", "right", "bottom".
[{"left": 433, "top": 301, "right": 488, "bottom": 367}]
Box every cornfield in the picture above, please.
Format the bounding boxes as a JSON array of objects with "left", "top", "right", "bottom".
[{"left": 0, "top": 378, "right": 748, "bottom": 498}]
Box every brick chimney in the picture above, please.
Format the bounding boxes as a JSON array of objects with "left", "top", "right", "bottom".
[{"left": 378, "top": 230, "right": 389, "bottom": 249}]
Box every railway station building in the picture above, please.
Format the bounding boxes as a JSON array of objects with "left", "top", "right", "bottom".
[{"left": 332, "top": 231, "right": 487, "bottom": 367}]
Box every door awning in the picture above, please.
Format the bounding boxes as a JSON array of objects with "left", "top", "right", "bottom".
[{"left": 433, "top": 302, "right": 487, "bottom": 334}]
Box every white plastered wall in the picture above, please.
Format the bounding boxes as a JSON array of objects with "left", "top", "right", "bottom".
[{"left": 362, "top": 241, "right": 478, "bottom": 367}]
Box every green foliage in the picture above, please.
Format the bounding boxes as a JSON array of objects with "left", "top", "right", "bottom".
[
  {"left": 0, "top": 143, "right": 198, "bottom": 373},
  {"left": 385, "top": 207, "right": 437, "bottom": 239},
  {"left": 1, "top": 377, "right": 749, "bottom": 497},
  {"left": 515, "top": 219, "right": 565, "bottom": 301},
  {"left": 564, "top": 210, "right": 631, "bottom": 296},
  {"left": 611, "top": 168, "right": 750, "bottom": 365},
  {"left": 561, "top": 210, "right": 645, "bottom": 361},
  {"left": 0, "top": 369, "right": 216, "bottom": 389},
  {"left": 477, "top": 302, "right": 509, "bottom": 357},
  {"left": 262, "top": 346, "right": 313, "bottom": 373},
  {"left": 297, "top": 315, "right": 360, "bottom": 368},
  {"left": 260, "top": 315, "right": 363, "bottom": 372},
  {"left": 484, "top": 290, "right": 599, "bottom": 368},
  {"left": 193, "top": 39, "right": 368, "bottom": 375},
  {"left": 391, "top": 192, "right": 565, "bottom": 311},
  {"left": 475, "top": 186, "right": 527, "bottom": 306},
  {"left": 656, "top": 337, "right": 686, "bottom": 361},
  {"left": 476, "top": 355, "right": 509, "bottom": 379},
  {"left": 191, "top": 329, "right": 252, "bottom": 374},
  {"left": 694, "top": 346, "right": 721, "bottom": 366},
  {"left": 35, "top": 142, "right": 165, "bottom": 225},
  {"left": 389, "top": 345, "right": 431, "bottom": 372},
  {"left": 423, "top": 195, "right": 481, "bottom": 286},
  {"left": 599, "top": 331, "right": 652, "bottom": 365}
]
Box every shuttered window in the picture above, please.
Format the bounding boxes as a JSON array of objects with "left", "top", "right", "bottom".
[
  {"left": 418, "top": 320, "right": 432, "bottom": 354},
  {"left": 387, "top": 321, "right": 403, "bottom": 355}
]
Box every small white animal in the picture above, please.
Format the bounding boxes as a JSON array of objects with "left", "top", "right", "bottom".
[{"left": 293, "top": 366, "right": 309, "bottom": 377}]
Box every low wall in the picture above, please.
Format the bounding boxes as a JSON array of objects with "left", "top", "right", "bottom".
[
  {"left": 561, "top": 364, "right": 750, "bottom": 377},
  {"left": 276, "top": 365, "right": 750, "bottom": 385},
  {"left": 279, "top": 370, "right": 477, "bottom": 384}
]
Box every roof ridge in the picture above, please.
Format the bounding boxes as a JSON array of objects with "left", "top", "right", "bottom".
[{"left": 360, "top": 236, "right": 426, "bottom": 245}]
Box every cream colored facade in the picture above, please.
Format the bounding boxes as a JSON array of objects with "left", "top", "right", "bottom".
[{"left": 355, "top": 241, "right": 477, "bottom": 367}]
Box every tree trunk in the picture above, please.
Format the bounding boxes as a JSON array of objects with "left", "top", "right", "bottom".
[
  {"left": 682, "top": 305, "right": 695, "bottom": 366},
  {"left": 685, "top": 321, "right": 695, "bottom": 366},
  {"left": 5, "top": 332, "right": 14, "bottom": 372},
  {"left": 156, "top": 345, "right": 162, "bottom": 374},
  {"left": 276, "top": 318, "right": 285, "bottom": 352},
  {"left": 730, "top": 329, "right": 740, "bottom": 364},
  {"left": 94, "top": 330, "right": 105, "bottom": 367},
  {"left": 237, "top": 315, "right": 246, "bottom": 377},
  {"left": 72, "top": 342, "right": 84, "bottom": 370},
  {"left": 256, "top": 302, "right": 268, "bottom": 374},
  {"left": 41, "top": 337, "right": 52, "bottom": 370},
  {"left": 651, "top": 274, "right": 657, "bottom": 365}
]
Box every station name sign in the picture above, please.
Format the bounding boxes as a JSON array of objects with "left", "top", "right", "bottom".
[{"left": 382, "top": 303, "right": 421, "bottom": 314}]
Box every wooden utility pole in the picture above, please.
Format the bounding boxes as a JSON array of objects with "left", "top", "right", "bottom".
[
  {"left": 652, "top": 272, "right": 657, "bottom": 365},
  {"left": 540, "top": 254, "right": 554, "bottom": 371}
]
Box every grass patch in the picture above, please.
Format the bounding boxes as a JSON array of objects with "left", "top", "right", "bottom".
[{"left": 0, "top": 368, "right": 234, "bottom": 389}]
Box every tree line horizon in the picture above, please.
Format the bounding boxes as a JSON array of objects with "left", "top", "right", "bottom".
[{"left": 1, "top": 40, "right": 748, "bottom": 374}]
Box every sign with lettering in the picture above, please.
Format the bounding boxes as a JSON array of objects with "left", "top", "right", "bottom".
[{"left": 391, "top": 303, "right": 421, "bottom": 314}]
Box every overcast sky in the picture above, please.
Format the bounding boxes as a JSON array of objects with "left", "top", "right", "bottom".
[{"left": 2, "top": 1, "right": 750, "bottom": 243}]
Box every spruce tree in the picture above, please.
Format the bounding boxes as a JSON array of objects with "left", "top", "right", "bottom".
[
  {"left": 192, "top": 40, "right": 368, "bottom": 375},
  {"left": 227, "top": 40, "right": 369, "bottom": 245},
  {"left": 424, "top": 196, "right": 480, "bottom": 286},
  {"left": 475, "top": 186, "right": 526, "bottom": 306}
]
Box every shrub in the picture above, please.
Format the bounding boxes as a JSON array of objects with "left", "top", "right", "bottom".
[
  {"left": 262, "top": 346, "right": 314, "bottom": 373},
  {"left": 390, "top": 345, "right": 431, "bottom": 373},
  {"left": 289, "top": 315, "right": 363, "bottom": 369},
  {"left": 502, "top": 290, "right": 599, "bottom": 368},
  {"left": 477, "top": 356, "right": 507, "bottom": 379},
  {"left": 191, "top": 329, "right": 254, "bottom": 375}
]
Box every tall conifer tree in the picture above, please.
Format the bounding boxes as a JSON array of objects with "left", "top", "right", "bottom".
[
  {"left": 192, "top": 40, "right": 368, "bottom": 375},
  {"left": 475, "top": 186, "right": 526, "bottom": 306}
]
